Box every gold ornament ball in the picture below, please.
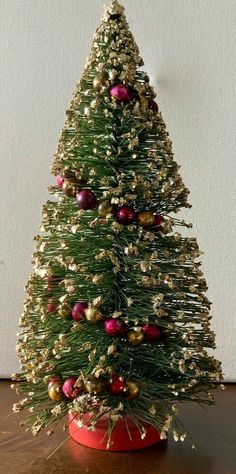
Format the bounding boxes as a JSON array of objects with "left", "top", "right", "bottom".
[
  {"left": 58, "top": 307, "right": 71, "bottom": 320},
  {"left": 139, "top": 95, "right": 149, "bottom": 111},
  {"left": 84, "top": 377, "right": 104, "bottom": 395},
  {"left": 62, "top": 178, "right": 78, "bottom": 198},
  {"left": 127, "top": 329, "right": 144, "bottom": 347},
  {"left": 97, "top": 200, "right": 113, "bottom": 217},
  {"left": 138, "top": 210, "right": 155, "bottom": 227},
  {"left": 125, "top": 380, "right": 140, "bottom": 400},
  {"left": 75, "top": 379, "right": 84, "bottom": 392},
  {"left": 85, "top": 307, "right": 103, "bottom": 324},
  {"left": 48, "top": 382, "right": 64, "bottom": 402},
  {"left": 93, "top": 75, "right": 107, "bottom": 90}
]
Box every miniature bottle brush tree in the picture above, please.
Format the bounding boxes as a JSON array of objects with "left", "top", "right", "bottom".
[{"left": 12, "top": 0, "right": 223, "bottom": 449}]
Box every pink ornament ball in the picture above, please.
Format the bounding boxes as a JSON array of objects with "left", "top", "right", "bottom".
[
  {"left": 56, "top": 174, "right": 64, "bottom": 188},
  {"left": 153, "top": 215, "right": 164, "bottom": 227},
  {"left": 76, "top": 189, "right": 97, "bottom": 210},
  {"left": 104, "top": 318, "right": 125, "bottom": 337},
  {"left": 72, "top": 301, "right": 88, "bottom": 321},
  {"left": 62, "top": 377, "right": 82, "bottom": 399},
  {"left": 116, "top": 205, "right": 136, "bottom": 225},
  {"left": 110, "top": 84, "right": 132, "bottom": 103},
  {"left": 142, "top": 324, "right": 161, "bottom": 342},
  {"left": 149, "top": 100, "right": 159, "bottom": 113}
]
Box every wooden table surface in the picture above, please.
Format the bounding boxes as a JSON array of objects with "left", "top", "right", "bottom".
[{"left": 0, "top": 381, "right": 235, "bottom": 474}]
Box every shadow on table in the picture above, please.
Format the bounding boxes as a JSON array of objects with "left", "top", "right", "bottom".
[{"left": 65, "top": 436, "right": 215, "bottom": 474}]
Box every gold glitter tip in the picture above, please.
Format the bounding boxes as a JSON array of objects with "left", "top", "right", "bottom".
[{"left": 103, "top": 0, "right": 125, "bottom": 19}]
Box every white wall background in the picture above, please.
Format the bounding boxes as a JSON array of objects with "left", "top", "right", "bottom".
[{"left": 0, "top": 0, "right": 235, "bottom": 380}]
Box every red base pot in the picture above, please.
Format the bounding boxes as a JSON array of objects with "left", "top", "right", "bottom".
[{"left": 68, "top": 412, "right": 162, "bottom": 451}]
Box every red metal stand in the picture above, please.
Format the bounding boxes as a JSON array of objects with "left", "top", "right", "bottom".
[{"left": 69, "top": 412, "right": 161, "bottom": 451}]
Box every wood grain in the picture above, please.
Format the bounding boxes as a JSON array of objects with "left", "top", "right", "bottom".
[{"left": 0, "top": 381, "right": 235, "bottom": 474}]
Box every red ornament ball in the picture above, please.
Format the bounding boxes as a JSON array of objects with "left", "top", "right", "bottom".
[
  {"left": 47, "top": 298, "right": 58, "bottom": 314},
  {"left": 116, "top": 205, "right": 136, "bottom": 225},
  {"left": 149, "top": 100, "right": 159, "bottom": 113},
  {"left": 108, "top": 375, "right": 126, "bottom": 395},
  {"left": 72, "top": 301, "right": 88, "bottom": 321},
  {"left": 48, "top": 375, "right": 62, "bottom": 390},
  {"left": 56, "top": 174, "right": 64, "bottom": 188},
  {"left": 142, "top": 324, "right": 161, "bottom": 342},
  {"left": 62, "top": 377, "right": 82, "bottom": 400},
  {"left": 74, "top": 169, "right": 81, "bottom": 179},
  {"left": 104, "top": 318, "right": 125, "bottom": 337},
  {"left": 153, "top": 215, "right": 164, "bottom": 227},
  {"left": 47, "top": 274, "right": 61, "bottom": 292},
  {"left": 110, "top": 84, "right": 132, "bottom": 103},
  {"left": 76, "top": 189, "right": 97, "bottom": 210}
]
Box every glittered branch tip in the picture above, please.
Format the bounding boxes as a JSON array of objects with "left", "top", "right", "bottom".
[{"left": 103, "top": 0, "right": 125, "bottom": 20}]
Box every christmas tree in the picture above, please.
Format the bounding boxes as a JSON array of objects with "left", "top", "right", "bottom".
[{"left": 13, "top": 0, "right": 223, "bottom": 447}]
